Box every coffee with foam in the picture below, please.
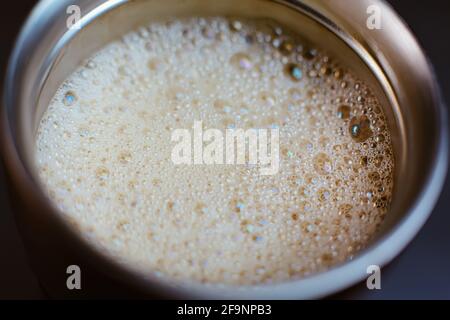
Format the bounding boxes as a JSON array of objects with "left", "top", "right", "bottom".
[{"left": 35, "top": 17, "right": 394, "bottom": 285}]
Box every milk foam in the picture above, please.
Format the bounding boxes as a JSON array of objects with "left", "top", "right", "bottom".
[{"left": 35, "top": 17, "right": 394, "bottom": 285}]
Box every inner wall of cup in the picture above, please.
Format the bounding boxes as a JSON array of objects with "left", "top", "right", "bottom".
[{"left": 33, "top": 0, "right": 404, "bottom": 242}]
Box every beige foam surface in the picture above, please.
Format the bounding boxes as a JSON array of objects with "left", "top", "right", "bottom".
[{"left": 35, "top": 17, "right": 394, "bottom": 285}]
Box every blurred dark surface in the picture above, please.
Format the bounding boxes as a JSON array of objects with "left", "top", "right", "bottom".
[{"left": 0, "top": 0, "right": 449, "bottom": 299}]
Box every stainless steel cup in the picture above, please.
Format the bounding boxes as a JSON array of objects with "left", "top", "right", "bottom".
[{"left": 1, "top": 0, "right": 448, "bottom": 299}]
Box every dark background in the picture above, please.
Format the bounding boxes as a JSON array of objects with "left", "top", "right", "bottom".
[{"left": 1, "top": 0, "right": 449, "bottom": 299}]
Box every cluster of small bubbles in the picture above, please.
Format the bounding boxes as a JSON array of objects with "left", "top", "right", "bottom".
[{"left": 35, "top": 17, "right": 394, "bottom": 286}]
